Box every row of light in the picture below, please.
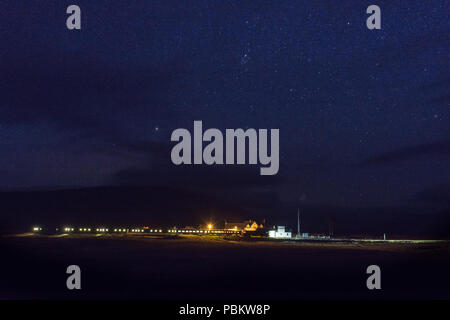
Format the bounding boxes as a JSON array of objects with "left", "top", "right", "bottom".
[
  {"left": 33, "top": 227, "right": 241, "bottom": 234},
  {"left": 33, "top": 227, "right": 165, "bottom": 233},
  {"left": 62, "top": 227, "right": 161, "bottom": 233},
  {"left": 128, "top": 229, "right": 163, "bottom": 233},
  {"left": 167, "top": 230, "right": 240, "bottom": 234}
]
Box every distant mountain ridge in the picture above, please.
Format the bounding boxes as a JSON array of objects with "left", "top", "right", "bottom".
[{"left": 0, "top": 186, "right": 448, "bottom": 238}]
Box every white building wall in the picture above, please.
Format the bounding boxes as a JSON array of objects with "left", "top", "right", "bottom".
[
  {"left": 274, "top": 231, "right": 291, "bottom": 238},
  {"left": 268, "top": 226, "right": 292, "bottom": 238}
]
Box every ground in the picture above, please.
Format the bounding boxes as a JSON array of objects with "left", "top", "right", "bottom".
[{"left": 1, "top": 234, "right": 449, "bottom": 299}]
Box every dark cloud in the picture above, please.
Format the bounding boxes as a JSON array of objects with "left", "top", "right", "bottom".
[
  {"left": 0, "top": 0, "right": 449, "bottom": 212},
  {"left": 0, "top": 52, "right": 186, "bottom": 136},
  {"left": 421, "top": 76, "right": 450, "bottom": 92},
  {"left": 110, "top": 163, "right": 284, "bottom": 189},
  {"left": 411, "top": 184, "right": 450, "bottom": 205},
  {"left": 105, "top": 137, "right": 285, "bottom": 189},
  {"left": 354, "top": 140, "right": 450, "bottom": 167},
  {"left": 426, "top": 93, "right": 450, "bottom": 106},
  {"left": 116, "top": 140, "right": 172, "bottom": 159}
]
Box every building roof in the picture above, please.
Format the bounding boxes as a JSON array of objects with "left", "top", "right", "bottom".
[
  {"left": 224, "top": 220, "right": 262, "bottom": 230},
  {"left": 224, "top": 221, "right": 249, "bottom": 230}
]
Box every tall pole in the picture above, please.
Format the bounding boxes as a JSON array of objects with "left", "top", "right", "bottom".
[{"left": 297, "top": 208, "right": 301, "bottom": 238}]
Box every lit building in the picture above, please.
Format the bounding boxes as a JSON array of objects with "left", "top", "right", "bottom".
[
  {"left": 224, "top": 220, "right": 263, "bottom": 232},
  {"left": 268, "top": 226, "right": 292, "bottom": 238}
]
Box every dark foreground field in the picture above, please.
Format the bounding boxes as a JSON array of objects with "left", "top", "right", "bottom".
[{"left": 1, "top": 234, "right": 449, "bottom": 299}]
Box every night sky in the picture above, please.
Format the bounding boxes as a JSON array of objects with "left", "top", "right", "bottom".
[{"left": 0, "top": 0, "right": 448, "bottom": 211}]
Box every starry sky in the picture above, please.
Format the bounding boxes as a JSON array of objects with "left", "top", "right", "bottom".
[{"left": 0, "top": 0, "right": 449, "bottom": 209}]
